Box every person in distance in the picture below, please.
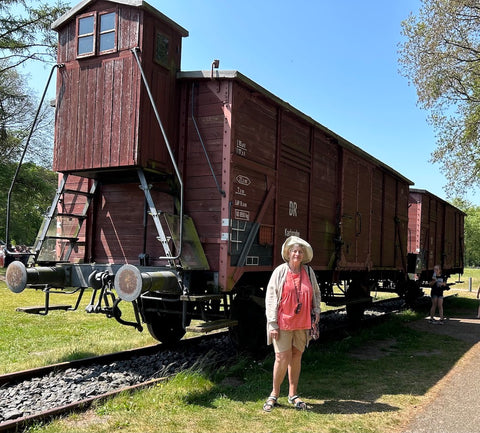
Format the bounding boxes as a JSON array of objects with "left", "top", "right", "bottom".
[{"left": 429, "top": 264, "right": 448, "bottom": 324}]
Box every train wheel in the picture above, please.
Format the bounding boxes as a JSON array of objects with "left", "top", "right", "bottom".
[
  {"left": 230, "top": 286, "right": 268, "bottom": 357},
  {"left": 138, "top": 296, "right": 191, "bottom": 344},
  {"left": 146, "top": 314, "right": 189, "bottom": 344},
  {"left": 345, "top": 277, "right": 372, "bottom": 324}
]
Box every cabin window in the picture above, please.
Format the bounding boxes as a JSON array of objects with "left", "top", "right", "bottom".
[
  {"left": 76, "top": 10, "right": 117, "bottom": 57},
  {"left": 77, "top": 14, "right": 95, "bottom": 56},
  {"left": 154, "top": 31, "right": 170, "bottom": 66},
  {"left": 99, "top": 12, "right": 116, "bottom": 53}
]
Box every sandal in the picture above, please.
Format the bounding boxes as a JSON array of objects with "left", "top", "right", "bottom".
[
  {"left": 263, "top": 395, "right": 278, "bottom": 412},
  {"left": 288, "top": 395, "right": 307, "bottom": 410}
]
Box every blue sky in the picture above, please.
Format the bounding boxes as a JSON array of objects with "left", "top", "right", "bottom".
[{"left": 26, "top": 0, "right": 480, "bottom": 205}]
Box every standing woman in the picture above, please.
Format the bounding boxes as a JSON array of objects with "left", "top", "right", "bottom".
[
  {"left": 429, "top": 264, "right": 447, "bottom": 323},
  {"left": 263, "top": 236, "right": 321, "bottom": 412}
]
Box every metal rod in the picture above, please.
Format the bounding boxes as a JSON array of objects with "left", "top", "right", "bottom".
[
  {"left": 5, "top": 63, "right": 64, "bottom": 254},
  {"left": 191, "top": 82, "right": 225, "bottom": 197},
  {"left": 131, "top": 47, "right": 183, "bottom": 260}
]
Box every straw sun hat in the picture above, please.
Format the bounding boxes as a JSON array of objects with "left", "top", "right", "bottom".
[{"left": 281, "top": 236, "right": 313, "bottom": 264}]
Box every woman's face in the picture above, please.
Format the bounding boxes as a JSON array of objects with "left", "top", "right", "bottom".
[{"left": 288, "top": 244, "right": 304, "bottom": 265}]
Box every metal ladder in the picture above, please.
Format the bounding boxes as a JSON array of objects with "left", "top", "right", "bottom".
[
  {"left": 33, "top": 173, "right": 98, "bottom": 264},
  {"left": 136, "top": 168, "right": 177, "bottom": 267}
]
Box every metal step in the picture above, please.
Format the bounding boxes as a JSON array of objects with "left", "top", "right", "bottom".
[
  {"left": 185, "top": 319, "right": 238, "bottom": 333},
  {"left": 16, "top": 305, "right": 72, "bottom": 314}
]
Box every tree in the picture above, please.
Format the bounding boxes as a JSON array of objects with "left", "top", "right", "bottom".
[
  {"left": 0, "top": 0, "right": 70, "bottom": 167},
  {"left": 0, "top": 60, "right": 57, "bottom": 168},
  {"left": 0, "top": 1, "right": 70, "bottom": 245},
  {"left": 0, "top": 0, "right": 70, "bottom": 71},
  {"left": 450, "top": 198, "right": 480, "bottom": 267},
  {"left": 0, "top": 161, "right": 57, "bottom": 245},
  {"left": 399, "top": 0, "right": 480, "bottom": 198},
  {"left": 0, "top": 62, "right": 35, "bottom": 163}
]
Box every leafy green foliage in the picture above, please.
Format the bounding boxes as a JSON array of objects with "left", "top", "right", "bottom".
[
  {"left": 0, "top": 161, "right": 56, "bottom": 245},
  {"left": 452, "top": 198, "right": 480, "bottom": 266},
  {"left": 399, "top": 0, "right": 480, "bottom": 198}
]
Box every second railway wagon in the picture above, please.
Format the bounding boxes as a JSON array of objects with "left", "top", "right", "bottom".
[
  {"left": 408, "top": 189, "right": 465, "bottom": 284},
  {"left": 4, "top": 0, "right": 434, "bottom": 347}
]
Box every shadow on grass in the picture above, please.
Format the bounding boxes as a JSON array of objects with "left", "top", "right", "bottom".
[
  {"left": 58, "top": 351, "right": 100, "bottom": 363},
  {"left": 307, "top": 400, "right": 398, "bottom": 414}
]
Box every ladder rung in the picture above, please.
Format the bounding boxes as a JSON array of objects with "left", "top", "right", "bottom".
[
  {"left": 180, "top": 294, "right": 224, "bottom": 302},
  {"left": 56, "top": 213, "right": 87, "bottom": 219},
  {"left": 44, "top": 236, "right": 79, "bottom": 241},
  {"left": 185, "top": 319, "right": 238, "bottom": 333},
  {"left": 63, "top": 189, "right": 95, "bottom": 197},
  {"left": 36, "top": 260, "right": 70, "bottom": 265}
]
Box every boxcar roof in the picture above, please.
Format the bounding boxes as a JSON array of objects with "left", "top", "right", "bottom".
[
  {"left": 409, "top": 188, "right": 466, "bottom": 215},
  {"left": 179, "top": 70, "right": 414, "bottom": 186},
  {"left": 51, "top": 0, "right": 189, "bottom": 36}
]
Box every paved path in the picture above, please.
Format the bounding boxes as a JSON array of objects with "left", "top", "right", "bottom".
[{"left": 401, "top": 316, "right": 480, "bottom": 433}]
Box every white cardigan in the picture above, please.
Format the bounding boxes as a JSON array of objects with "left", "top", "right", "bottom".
[{"left": 265, "top": 262, "right": 321, "bottom": 345}]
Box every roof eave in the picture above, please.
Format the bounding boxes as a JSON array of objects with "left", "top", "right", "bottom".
[{"left": 51, "top": 0, "right": 188, "bottom": 37}]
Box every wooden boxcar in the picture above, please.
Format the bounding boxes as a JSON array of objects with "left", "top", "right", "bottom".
[
  {"left": 176, "top": 71, "right": 413, "bottom": 296},
  {"left": 407, "top": 189, "right": 465, "bottom": 282},
  {"left": 5, "top": 0, "right": 453, "bottom": 347}
]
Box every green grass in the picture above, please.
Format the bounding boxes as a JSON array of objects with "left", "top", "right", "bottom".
[
  {"left": 1, "top": 267, "right": 479, "bottom": 432},
  {"left": 27, "top": 298, "right": 476, "bottom": 433},
  {"left": 0, "top": 268, "right": 156, "bottom": 374}
]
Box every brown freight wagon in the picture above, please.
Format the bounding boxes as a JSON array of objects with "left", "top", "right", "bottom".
[
  {"left": 5, "top": 0, "right": 421, "bottom": 348},
  {"left": 407, "top": 189, "right": 465, "bottom": 283},
  {"left": 176, "top": 71, "right": 414, "bottom": 300}
]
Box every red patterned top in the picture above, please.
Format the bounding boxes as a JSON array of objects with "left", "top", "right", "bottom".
[{"left": 277, "top": 267, "right": 313, "bottom": 330}]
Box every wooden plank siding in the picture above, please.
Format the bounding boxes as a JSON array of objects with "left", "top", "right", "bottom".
[
  {"left": 53, "top": 1, "right": 184, "bottom": 175},
  {"left": 178, "top": 80, "right": 227, "bottom": 272},
  {"left": 408, "top": 189, "right": 465, "bottom": 276},
  {"left": 178, "top": 73, "right": 413, "bottom": 290}
]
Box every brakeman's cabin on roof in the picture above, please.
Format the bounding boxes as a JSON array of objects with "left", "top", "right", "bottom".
[{"left": 52, "top": 0, "right": 188, "bottom": 176}]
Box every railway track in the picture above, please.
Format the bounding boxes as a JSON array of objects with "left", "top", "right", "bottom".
[
  {"left": 0, "top": 296, "right": 426, "bottom": 432},
  {"left": 0, "top": 333, "right": 235, "bottom": 432}
]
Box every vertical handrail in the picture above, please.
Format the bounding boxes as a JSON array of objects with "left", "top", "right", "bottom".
[
  {"left": 131, "top": 47, "right": 183, "bottom": 260},
  {"left": 5, "top": 63, "right": 64, "bottom": 255}
]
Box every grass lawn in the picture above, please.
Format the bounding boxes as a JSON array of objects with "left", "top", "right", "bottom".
[{"left": 1, "top": 268, "right": 479, "bottom": 432}]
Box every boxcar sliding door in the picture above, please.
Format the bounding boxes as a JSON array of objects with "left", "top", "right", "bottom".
[{"left": 340, "top": 151, "right": 372, "bottom": 269}]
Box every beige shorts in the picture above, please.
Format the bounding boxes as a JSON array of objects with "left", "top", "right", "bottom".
[{"left": 272, "top": 329, "right": 307, "bottom": 353}]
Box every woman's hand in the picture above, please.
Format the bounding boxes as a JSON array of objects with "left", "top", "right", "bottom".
[{"left": 270, "top": 329, "right": 279, "bottom": 340}]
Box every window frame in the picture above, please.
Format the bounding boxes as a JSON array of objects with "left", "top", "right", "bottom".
[
  {"left": 76, "top": 12, "right": 96, "bottom": 58},
  {"left": 154, "top": 30, "right": 170, "bottom": 67},
  {"left": 98, "top": 10, "right": 117, "bottom": 54},
  {"left": 76, "top": 9, "right": 117, "bottom": 58}
]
